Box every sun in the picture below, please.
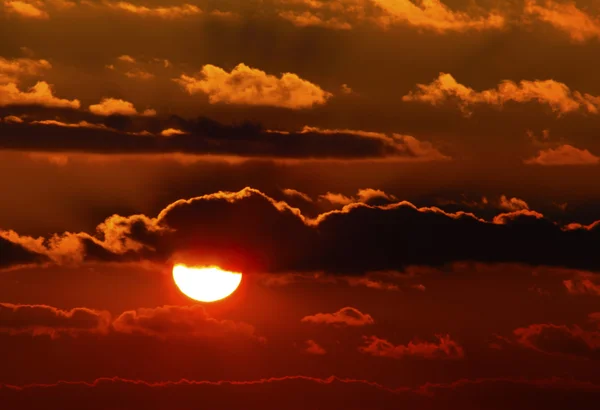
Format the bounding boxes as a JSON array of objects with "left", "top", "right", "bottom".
[{"left": 173, "top": 264, "right": 242, "bottom": 303}]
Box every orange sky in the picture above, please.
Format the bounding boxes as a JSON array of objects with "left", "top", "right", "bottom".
[{"left": 1, "top": 1, "right": 600, "bottom": 409}]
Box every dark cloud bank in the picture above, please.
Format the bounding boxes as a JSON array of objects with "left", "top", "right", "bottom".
[{"left": 3, "top": 188, "right": 600, "bottom": 274}]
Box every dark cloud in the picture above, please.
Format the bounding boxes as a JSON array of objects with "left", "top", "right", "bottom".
[
  {"left": 513, "top": 323, "right": 600, "bottom": 359},
  {"left": 0, "top": 115, "right": 445, "bottom": 160},
  {"left": 0, "top": 235, "right": 47, "bottom": 269},
  {"left": 0, "top": 303, "right": 110, "bottom": 338},
  {"left": 112, "top": 305, "right": 260, "bottom": 340},
  {"left": 4, "top": 188, "right": 600, "bottom": 274},
  {"left": 2, "top": 375, "right": 599, "bottom": 410},
  {"left": 359, "top": 334, "right": 464, "bottom": 359}
]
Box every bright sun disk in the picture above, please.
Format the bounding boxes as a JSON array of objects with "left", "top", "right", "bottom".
[{"left": 173, "top": 264, "right": 242, "bottom": 303}]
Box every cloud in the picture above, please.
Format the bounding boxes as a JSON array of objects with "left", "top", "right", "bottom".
[
  {"left": 0, "top": 82, "right": 80, "bottom": 109},
  {"left": 106, "top": 2, "right": 202, "bottom": 18},
  {"left": 525, "top": 145, "right": 600, "bottom": 165},
  {"left": 3, "top": 0, "right": 49, "bottom": 19},
  {"left": 513, "top": 323, "right": 600, "bottom": 359},
  {"left": 359, "top": 334, "right": 464, "bottom": 359},
  {"left": 498, "top": 195, "right": 529, "bottom": 211},
  {"left": 124, "top": 69, "right": 154, "bottom": 80},
  {"left": 2, "top": 115, "right": 24, "bottom": 123},
  {"left": 175, "top": 63, "right": 332, "bottom": 109},
  {"left": 305, "top": 339, "right": 326, "bottom": 354},
  {"left": 117, "top": 54, "right": 136, "bottom": 63},
  {"left": 112, "top": 305, "right": 259, "bottom": 340},
  {"left": 320, "top": 188, "right": 397, "bottom": 206},
  {"left": 372, "top": 0, "right": 505, "bottom": 32},
  {"left": 0, "top": 57, "right": 52, "bottom": 84},
  {"left": 160, "top": 128, "right": 188, "bottom": 137},
  {"left": 301, "top": 307, "right": 374, "bottom": 326},
  {"left": 282, "top": 188, "right": 313, "bottom": 202},
  {"left": 564, "top": 278, "right": 600, "bottom": 296},
  {"left": 403, "top": 73, "right": 600, "bottom": 116},
  {"left": 6, "top": 188, "right": 600, "bottom": 273},
  {"left": 89, "top": 98, "right": 156, "bottom": 116},
  {"left": 1, "top": 376, "right": 600, "bottom": 410},
  {"left": 524, "top": 0, "right": 600, "bottom": 42},
  {"left": 31, "top": 119, "right": 111, "bottom": 130},
  {"left": 0, "top": 116, "right": 446, "bottom": 160},
  {"left": 278, "top": 10, "right": 352, "bottom": 29},
  {"left": 0, "top": 303, "right": 110, "bottom": 338}
]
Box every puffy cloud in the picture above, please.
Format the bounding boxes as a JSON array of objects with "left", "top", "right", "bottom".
[
  {"left": 359, "top": 334, "right": 464, "bottom": 359},
  {"left": 514, "top": 323, "right": 600, "bottom": 359},
  {"left": 3, "top": 0, "right": 49, "bottom": 19},
  {"left": 106, "top": 2, "right": 202, "bottom": 18},
  {"left": 0, "top": 303, "right": 110, "bottom": 338},
  {"left": 372, "top": 0, "right": 505, "bottom": 32},
  {"left": 282, "top": 188, "right": 313, "bottom": 202},
  {"left": 301, "top": 307, "right": 374, "bottom": 326},
  {"left": 525, "top": 145, "right": 600, "bottom": 166},
  {"left": 112, "top": 305, "right": 259, "bottom": 340},
  {"left": 175, "top": 63, "right": 332, "bottom": 109},
  {"left": 498, "top": 195, "right": 529, "bottom": 211},
  {"left": 89, "top": 98, "right": 156, "bottom": 116},
  {"left": 524, "top": 0, "right": 600, "bottom": 42},
  {"left": 0, "top": 81, "right": 80, "bottom": 109},
  {"left": 305, "top": 339, "right": 326, "bottom": 354},
  {"left": 0, "top": 57, "right": 51, "bottom": 84},
  {"left": 403, "top": 73, "right": 600, "bottom": 116}
]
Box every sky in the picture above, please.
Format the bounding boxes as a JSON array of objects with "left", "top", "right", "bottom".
[{"left": 1, "top": 0, "right": 600, "bottom": 408}]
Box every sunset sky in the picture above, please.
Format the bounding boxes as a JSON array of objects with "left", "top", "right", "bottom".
[{"left": 2, "top": 1, "right": 600, "bottom": 408}]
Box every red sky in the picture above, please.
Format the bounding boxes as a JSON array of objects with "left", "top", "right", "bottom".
[{"left": 1, "top": 1, "right": 600, "bottom": 409}]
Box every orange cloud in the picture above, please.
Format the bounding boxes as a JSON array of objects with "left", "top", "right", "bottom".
[
  {"left": 176, "top": 63, "right": 332, "bottom": 109},
  {"left": 3, "top": 0, "right": 49, "bottom": 19},
  {"left": 160, "top": 128, "right": 188, "bottom": 137},
  {"left": 0, "top": 303, "right": 110, "bottom": 338},
  {"left": 0, "top": 57, "right": 52, "bottom": 84},
  {"left": 320, "top": 188, "right": 397, "bottom": 205},
  {"left": 0, "top": 81, "right": 80, "bottom": 108},
  {"left": 525, "top": 145, "right": 600, "bottom": 166},
  {"left": 106, "top": 2, "right": 202, "bottom": 18},
  {"left": 498, "top": 195, "right": 529, "bottom": 211},
  {"left": 124, "top": 69, "right": 155, "bottom": 80},
  {"left": 301, "top": 307, "right": 374, "bottom": 326},
  {"left": 117, "top": 54, "right": 136, "bottom": 63},
  {"left": 282, "top": 188, "right": 313, "bottom": 202},
  {"left": 524, "top": 0, "right": 600, "bottom": 42},
  {"left": 31, "top": 119, "right": 110, "bottom": 130},
  {"left": 403, "top": 73, "right": 600, "bottom": 116},
  {"left": 278, "top": 10, "right": 352, "bottom": 29},
  {"left": 89, "top": 98, "right": 156, "bottom": 116},
  {"left": 2, "top": 115, "right": 24, "bottom": 123},
  {"left": 112, "top": 305, "right": 260, "bottom": 340},
  {"left": 372, "top": 0, "right": 505, "bottom": 32},
  {"left": 359, "top": 334, "right": 465, "bottom": 359},
  {"left": 305, "top": 339, "right": 326, "bottom": 355}
]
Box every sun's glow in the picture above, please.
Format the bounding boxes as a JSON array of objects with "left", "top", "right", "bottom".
[{"left": 173, "top": 264, "right": 242, "bottom": 303}]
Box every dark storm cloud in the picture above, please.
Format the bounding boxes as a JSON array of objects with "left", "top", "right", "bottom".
[
  {"left": 3, "top": 188, "right": 600, "bottom": 274},
  {"left": 1, "top": 375, "right": 600, "bottom": 410},
  {"left": 0, "top": 115, "right": 445, "bottom": 160}
]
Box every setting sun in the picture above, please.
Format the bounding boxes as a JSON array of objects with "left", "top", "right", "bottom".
[{"left": 172, "top": 264, "right": 242, "bottom": 303}]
